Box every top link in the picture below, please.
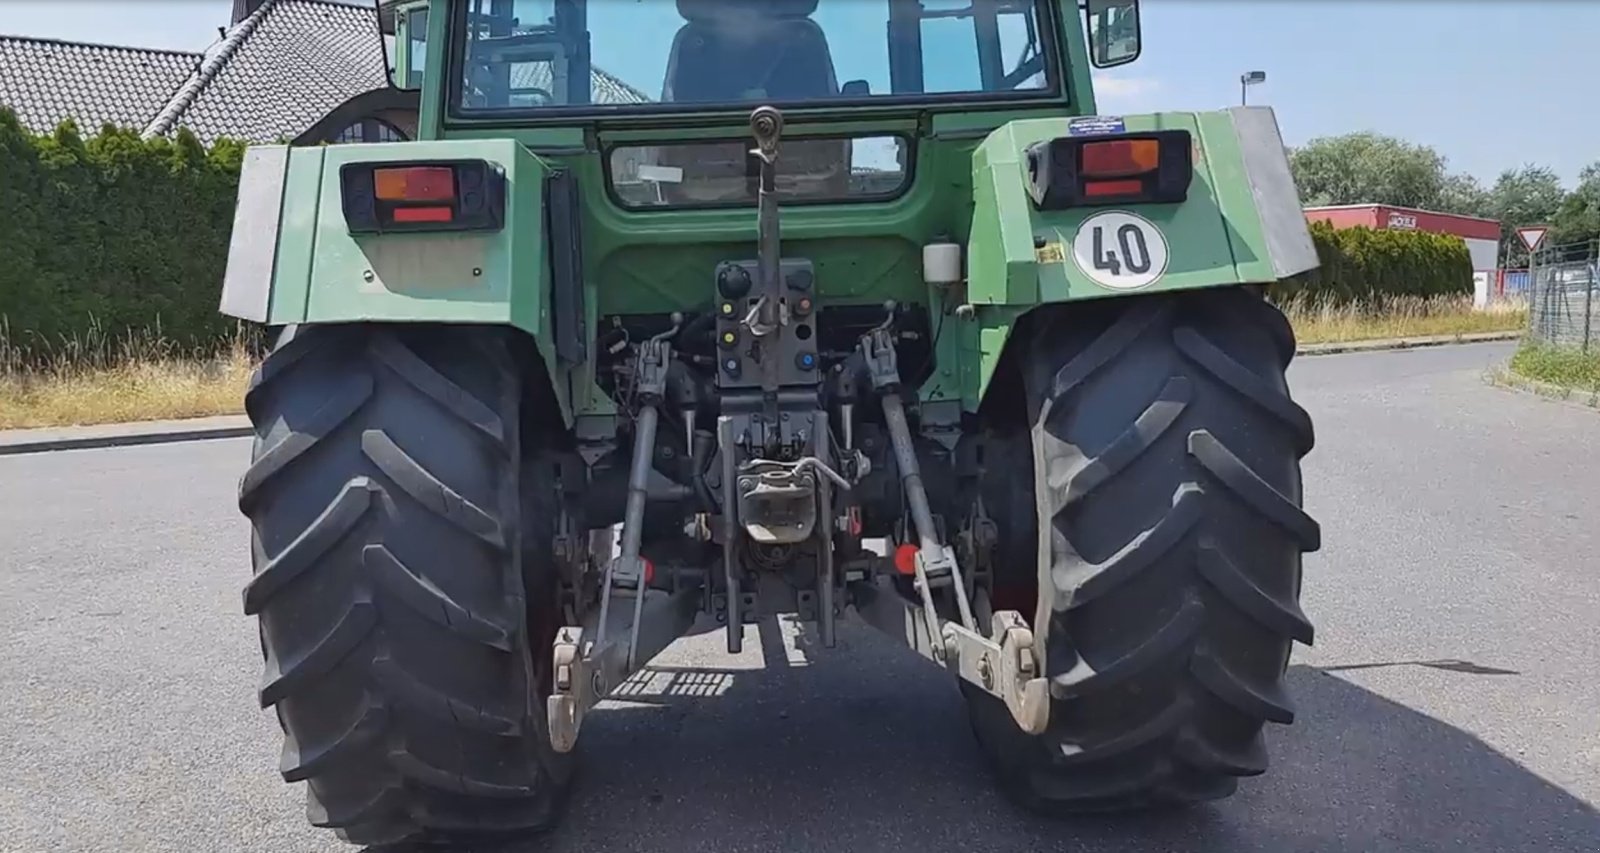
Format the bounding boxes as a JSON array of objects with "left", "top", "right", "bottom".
[{"left": 750, "top": 105, "right": 784, "bottom": 160}]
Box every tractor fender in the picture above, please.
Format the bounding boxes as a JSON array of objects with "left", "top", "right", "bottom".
[
  {"left": 959, "top": 106, "right": 1318, "bottom": 412},
  {"left": 219, "top": 139, "right": 577, "bottom": 424}
]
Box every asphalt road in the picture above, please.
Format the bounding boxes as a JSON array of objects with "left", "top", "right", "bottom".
[{"left": 3, "top": 341, "right": 1598, "bottom": 853}]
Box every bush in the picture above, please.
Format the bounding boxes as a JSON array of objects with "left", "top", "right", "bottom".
[
  {"left": 0, "top": 108, "right": 246, "bottom": 362},
  {"left": 1271, "top": 220, "right": 1475, "bottom": 306}
]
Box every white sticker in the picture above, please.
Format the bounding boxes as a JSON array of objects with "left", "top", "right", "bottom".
[
  {"left": 636, "top": 164, "right": 684, "bottom": 184},
  {"left": 1072, "top": 211, "right": 1170, "bottom": 291}
]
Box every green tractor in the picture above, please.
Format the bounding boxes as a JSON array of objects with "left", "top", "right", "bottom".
[{"left": 222, "top": 0, "right": 1322, "bottom": 845}]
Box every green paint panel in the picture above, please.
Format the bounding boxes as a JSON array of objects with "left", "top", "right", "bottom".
[
  {"left": 573, "top": 147, "right": 954, "bottom": 319},
  {"left": 260, "top": 138, "right": 570, "bottom": 419},
  {"left": 301, "top": 140, "right": 547, "bottom": 329},
  {"left": 1196, "top": 110, "right": 1276, "bottom": 284},
  {"left": 1031, "top": 122, "right": 1237, "bottom": 302},
  {"left": 961, "top": 109, "right": 1301, "bottom": 406},
  {"left": 266, "top": 147, "right": 326, "bottom": 321},
  {"left": 967, "top": 112, "right": 1277, "bottom": 304}
]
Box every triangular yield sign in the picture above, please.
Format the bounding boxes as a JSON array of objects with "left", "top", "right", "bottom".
[{"left": 1517, "top": 227, "right": 1548, "bottom": 252}]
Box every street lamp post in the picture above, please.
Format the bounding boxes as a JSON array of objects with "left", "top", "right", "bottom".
[{"left": 1240, "top": 70, "right": 1266, "bottom": 105}]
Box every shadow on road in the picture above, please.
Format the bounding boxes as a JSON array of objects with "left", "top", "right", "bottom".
[{"left": 368, "top": 626, "right": 1599, "bottom": 853}]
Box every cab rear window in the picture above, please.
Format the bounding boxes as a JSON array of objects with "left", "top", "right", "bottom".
[{"left": 606, "top": 136, "right": 911, "bottom": 210}]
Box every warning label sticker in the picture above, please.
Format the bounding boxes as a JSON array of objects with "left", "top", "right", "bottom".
[{"left": 1067, "top": 116, "right": 1127, "bottom": 136}]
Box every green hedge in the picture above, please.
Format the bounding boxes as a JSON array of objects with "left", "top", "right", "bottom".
[
  {"left": 0, "top": 108, "right": 245, "bottom": 360},
  {"left": 1272, "top": 220, "right": 1475, "bottom": 305}
]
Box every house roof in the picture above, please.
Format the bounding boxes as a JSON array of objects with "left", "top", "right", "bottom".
[
  {"left": 2, "top": 0, "right": 652, "bottom": 145},
  {"left": 147, "top": 0, "right": 388, "bottom": 144},
  {"left": 511, "top": 64, "right": 653, "bottom": 107},
  {"left": 0, "top": 36, "right": 200, "bottom": 134}
]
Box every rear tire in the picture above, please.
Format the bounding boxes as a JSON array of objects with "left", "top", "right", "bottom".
[
  {"left": 965, "top": 287, "right": 1319, "bottom": 812},
  {"left": 238, "top": 323, "right": 573, "bottom": 847}
]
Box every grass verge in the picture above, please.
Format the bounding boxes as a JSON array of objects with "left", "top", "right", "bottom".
[
  {"left": 1, "top": 296, "right": 1531, "bottom": 430},
  {"left": 0, "top": 324, "right": 256, "bottom": 431},
  {"left": 1278, "top": 294, "right": 1526, "bottom": 345},
  {"left": 1509, "top": 341, "right": 1600, "bottom": 391},
  {"left": 1491, "top": 341, "right": 1600, "bottom": 408}
]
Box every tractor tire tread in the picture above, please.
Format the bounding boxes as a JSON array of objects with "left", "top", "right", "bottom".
[
  {"left": 968, "top": 288, "right": 1319, "bottom": 814},
  {"left": 239, "top": 324, "right": 567, "bottom": 847}
]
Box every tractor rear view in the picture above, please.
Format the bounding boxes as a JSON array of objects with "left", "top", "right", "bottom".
[{"left": 220, "top": 0, "right": 1322, "bottom": 845}]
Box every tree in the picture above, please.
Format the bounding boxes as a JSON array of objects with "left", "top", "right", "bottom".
[
  {"left": 1288, "top": 132, "right": 1449, "bottom": 210},
  {"left": 1551, "top": 161, "right": 1600, "bottom": 251},
  {"left": 1488, "top": 165, "right": 1568, "bottom": 264},
  {"left": 1438, "top": 172, "right": 1492, "bottom": 219}
]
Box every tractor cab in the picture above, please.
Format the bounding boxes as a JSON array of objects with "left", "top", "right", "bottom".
[
  {"left": 661, "top": 0, "right": 842, "bottom": 103},
  {"left": 386, "top": 3, "right": 1137, "bottom": 125},
  {"left": 381, "top": 0, "right": 1139, "bottom": 206}
]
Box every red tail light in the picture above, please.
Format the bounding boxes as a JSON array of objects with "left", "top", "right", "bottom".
[
  {"left": 340, "top": 159, "right": 505, "bottom": 234},
  {"left": 391, "top": 206, "right": 455, "bottom": 223},
  {"left": 1084, "top": 179, "right": 1147, "bottom": 198},
  {"left": 1024, "top": 130, "right": 1193, "bottom": 210}
]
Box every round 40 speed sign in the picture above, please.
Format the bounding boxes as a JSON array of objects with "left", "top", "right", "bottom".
[{"left": 1071, "top": 210, "right": 1170, "bottom": 291}]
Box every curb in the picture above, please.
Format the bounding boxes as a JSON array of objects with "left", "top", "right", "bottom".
[
  {"left": 1295, "top": 331, "right": 1522, "bottom": 357},
  {"left": 1485, "top": 369, "right": 1600, "bottom": 410},
  {"left": 0, "top": 420, "right": 251, "bottom": 457},
  {"left": 0, "top": 333, "right": 1527, "bottom": 457}
]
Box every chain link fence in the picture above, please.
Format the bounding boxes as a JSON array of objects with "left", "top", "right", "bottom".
[{"left": 1526, "top": 241, "right": 1600, "bottom": 352}]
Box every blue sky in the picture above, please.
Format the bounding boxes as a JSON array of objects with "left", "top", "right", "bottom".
[{"left": 5, "top": 0, "right": 1597, "bottom": 186}]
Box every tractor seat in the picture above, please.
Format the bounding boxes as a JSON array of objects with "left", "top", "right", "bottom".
[{"left": 662, "top": 0, "right": 839, "bottom": 103}]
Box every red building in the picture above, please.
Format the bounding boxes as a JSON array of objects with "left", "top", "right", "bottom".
[
  {"left": 1303, "top": 204, "right": 1502, "bottom": 273},
  {"left": 1303, "top": 204, "right": 1504, "bottom": 306}
]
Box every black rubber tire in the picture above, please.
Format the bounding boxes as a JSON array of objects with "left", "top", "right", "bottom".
[
  {"left": 964, "top": 287, "right": 1320, "bottom": 813},
  {"left": 238, "top": 323, "right": 573, "bottom": 847}
]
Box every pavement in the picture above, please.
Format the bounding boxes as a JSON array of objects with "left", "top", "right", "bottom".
[{"left": 3, "top": 340, "right": 1598, "bottom": 853}]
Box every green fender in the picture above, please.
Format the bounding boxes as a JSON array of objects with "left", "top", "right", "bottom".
[
  {"left": 957, "top": 105, "right": 1319, "bottom": 410},
  {"left": 218, "top": 139, "right": 578, "bottom": 423}
]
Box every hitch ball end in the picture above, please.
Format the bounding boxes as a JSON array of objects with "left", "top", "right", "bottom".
[{"left": 750, "top": 106, "right": 784, "bottom": 154}]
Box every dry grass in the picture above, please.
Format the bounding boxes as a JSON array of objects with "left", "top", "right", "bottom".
[
  {"left": 0, "top": 295, "right": 1532, "bottom": 430},
  {"left": 1278, "top": 294, "right": 1527, "bottom": 345},
  {"left": 0, "top": 321, "right": 256, "bottom": 431}
]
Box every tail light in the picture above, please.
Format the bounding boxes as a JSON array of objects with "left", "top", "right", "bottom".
[
  {"left": 1080, "top": 139, "right": 1161, "bottom": 177},
  {"left": 374, "top": 166, "right": 455, "bottom": 202},
  {"left": 1024, "top": 129, "right": 1192, "bottom": 210},
  {"left": 340, "top": 159, "right": 506, "bottom": 234}
]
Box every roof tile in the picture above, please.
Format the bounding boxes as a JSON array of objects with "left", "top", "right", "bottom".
[
  {"left": 3, "top": 0, "right": 655, "bottom": 145},
  {"left": 172, "top": 0, "right": 388, "bottom": 144},
  {"left": 0, "top": 36, "right": 199, "bottom": 134}
]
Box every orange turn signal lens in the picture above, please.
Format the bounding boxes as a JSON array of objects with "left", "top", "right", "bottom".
[
  {"left": 1080, "top": 139, "right": 1161, "bottom": 178},
  {"left": 374, "top": 166, "right": 456, "bottom": 202}
]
